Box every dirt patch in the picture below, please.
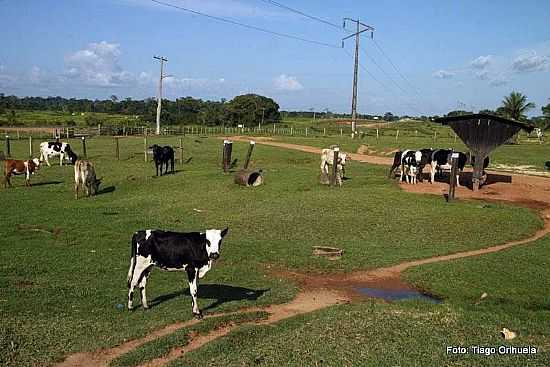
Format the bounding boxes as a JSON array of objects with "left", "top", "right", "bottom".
[{"left": 55, "top": 290, "right": 346, "bottom": 367}]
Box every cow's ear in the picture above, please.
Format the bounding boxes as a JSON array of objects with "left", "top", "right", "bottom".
[{"left": 221, "top": 227, "right": 229, "bottom": 237}]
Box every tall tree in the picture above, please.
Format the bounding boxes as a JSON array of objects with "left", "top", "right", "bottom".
[{"left": 500, "top": 91, "right": 535, "bottom": 121}]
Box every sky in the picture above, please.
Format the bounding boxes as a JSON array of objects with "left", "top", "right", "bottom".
[{"left": 1, "top": 0, "right": 549, "bottom": 116}]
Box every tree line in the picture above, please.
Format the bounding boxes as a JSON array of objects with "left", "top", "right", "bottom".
[{"left": 0, "top": 93, "right": 282, "bottom": 127}]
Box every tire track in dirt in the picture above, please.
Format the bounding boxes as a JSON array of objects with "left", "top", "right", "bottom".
[{"left": 57, "top": 138, "right": 550, "bottom": 367}]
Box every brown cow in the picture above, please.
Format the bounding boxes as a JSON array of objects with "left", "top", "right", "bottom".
[
  {"left": 3, "top": 158, "right": 41, "bottom": 188},
  {"left": 74, "top": 160, "right": 102, "bottom": 199}
]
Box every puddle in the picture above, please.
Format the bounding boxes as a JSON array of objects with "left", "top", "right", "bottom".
[{"left": 356, "top": 287, "right": 442, "bottom": 303}]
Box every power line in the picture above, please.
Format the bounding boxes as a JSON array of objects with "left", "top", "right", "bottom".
[
  {"left": 344, "top": 48, "right": 422, "bottom": 115},
  {"left": 360, "top": 46, "right": 429, "bottom": 112},
  {"left": 257, "top": 0, "right": 342, "bottom": 30},
  {"left": 150, "top": 0, "right": 340, "bottom": 48},
  {"left": 371, "top": 38, "right": 422, "bottom": 96}
]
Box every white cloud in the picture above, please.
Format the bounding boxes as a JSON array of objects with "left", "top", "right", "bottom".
[
  {"left": 274, "top": 74, "right": 303, "bottom": 91},
  {"left": 512, "top": 52, "right": 548, "bottom": 73},
  {"left": 65, "top": 41, "right": 133, "bottom": 86},
  {"left": 475, "top": 70, "right": 490, "bottom": 80},
  {"left": 432, "top": 70, "right": 454, "bottom": 79},
  {"left": 470, "top": 55, "right": 492, "bottom": 69}
]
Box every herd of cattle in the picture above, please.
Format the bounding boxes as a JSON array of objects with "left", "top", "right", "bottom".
[
  {"left": 388, "top": 148, "right": 490, "bottom": 186},
  {"left": 2, "top": 138, "right": 492, "bottom": 318}
]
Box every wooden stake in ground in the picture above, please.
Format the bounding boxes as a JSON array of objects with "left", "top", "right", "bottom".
[
  {"left": 244, "top": 141, "right": 255, "bottom": 169},
  {"left": 179, "top": 137, "right": 184, "bottom": 167},
  {"left": 222, "top": 140, "right": 233, "bottom": 173},
  {"left": 81, "top": 137, "right": 87, "bottom": 158},
  {"left": 5, "top": 135, "right": 10, "bottom": 158},
  {"left": 447, "top": 153, "right": 459, "bottom": 202},
  {"left": 28, "top": 136, "right": 33, "bottom": 158},
  {"left": 331, "top": 147, "right": 339, "bottom": 187},
  {"left": 144, "top": 136, "right": 148, "bottom": 163},
  {"left": 115, "top": 137, "right": 120, "bottom": 160}
]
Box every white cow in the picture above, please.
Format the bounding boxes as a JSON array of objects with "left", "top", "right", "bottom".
[{"left": 320, "top": 147, "right": 349, "bottom": 186}]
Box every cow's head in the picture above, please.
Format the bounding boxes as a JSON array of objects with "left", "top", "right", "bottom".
[
  {"left": 205, "top": 227, "right": 229, "bottom": 260},
  {"left": 339, "top": 152, "right": 349, "bottom": 165},
  {"left": 92, "top": 177, "right": 103, "bottom": 195},
  {"left": 32, "top": 158, "right": 41, "bottom": 169},
  {"left": 67, "top": 150, "right": 78, "bottom": 165}
]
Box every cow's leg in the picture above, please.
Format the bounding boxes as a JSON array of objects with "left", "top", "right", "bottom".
[
  {"left": 127, "top": 255, "right": 152, "bottom": 310},
  {"left": 59, "top": 153, "right": 64, "bottom": 166},
  {"left": 430, "top": 164, "right": 436, "bottom": 183},
  {"left": 171, "top": 158, "right": 175, "bottom": 173},
  {"left": 456, "top": 173, "right": 461, "bottom": 187},
  {"left": 44, "top": 154, "right": 51, "bottom": 167},
  {"left": 25, "top": 166, "right": 31, "bottom": 187},
  {"left": 186, "top": 267, "right": 202, "bottom": 319},
  {"left": 399, "top": 164, "right": 404, "bottom": 182},
  {"left": 139, "top": 268, "right": 151, "bottom": 309}
]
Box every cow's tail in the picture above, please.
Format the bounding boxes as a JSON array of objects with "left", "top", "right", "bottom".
[{"left": 127, "top": 233, "right": 139, "bottom": 288}]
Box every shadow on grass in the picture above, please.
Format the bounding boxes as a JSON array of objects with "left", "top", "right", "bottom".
[
  {"left": 97, "top": 186, "right": 116, "bottom": 195},
  {"left": 32, "top": 180, "right": 64, "bottom": 187},
  {"left": 148, "top": 284, "right": 270, "bottom": 311}
]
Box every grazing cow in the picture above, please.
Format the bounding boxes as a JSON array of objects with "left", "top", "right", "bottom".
[
  {"left": 3, "top": 158, "right": 40, "bottom": 187},
  {"left": 150, "top": 145, "right": 175, "bottom": 176},
  {"left": 127, "top": 227, "right": 229, "bottom": 318},
  {"left": 320, "top": 147, "right": 350, "bottom": 184},
  {"left": 74, "top": 160, "right": 102, "bottom": 199},
  {"left": 40, "top": 141, "right": 78, "bottom": 166},
  {"left": 429, "top": 149, "right": 467, "bottom": 186}
]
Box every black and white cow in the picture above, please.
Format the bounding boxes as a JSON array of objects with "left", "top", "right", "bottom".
[
  {"left": 127, "top": 227, "right": 229, "bottom": 318},
  {"left": 389, "top": 149, "right": 423, "bottom": 184},
  {"left": 39, "top": 141, "right": 78, "bottom": 166},
  {"left": 429, "top": 149, "right": 467, "bottom": 186}
]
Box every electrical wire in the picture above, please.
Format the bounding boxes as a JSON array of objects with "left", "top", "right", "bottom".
[{"left": 150, "top": 0, "right": 340, "bottom": 48}]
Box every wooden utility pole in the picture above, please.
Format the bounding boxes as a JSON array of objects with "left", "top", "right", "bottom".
[
  {"left": 342, "top": 18, "right": 374, "bottom": 137},
  {"left": 153, "top": 56, "right": 169, "bottom": 135}
]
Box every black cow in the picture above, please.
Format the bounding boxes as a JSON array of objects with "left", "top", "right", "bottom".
[
  {"left": 150, "top": 145, "right": 175, "bottom": 176},
  {"left": 127, "top": 227, "right": 229, "bottom": 318},
  {"left": 429, "top": 149, "right": 468, "bottom": 186}
]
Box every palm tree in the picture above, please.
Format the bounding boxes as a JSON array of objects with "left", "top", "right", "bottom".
[
  {"left": 500, "top": 91, "right": 535, "bottom": 121},
  {"left": 500, "top": 92, "right": 535, "bottom": 144}
]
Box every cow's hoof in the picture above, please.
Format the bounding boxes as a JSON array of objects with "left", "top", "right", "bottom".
[{"left": 193, "top": 312, "right": 203, "bottom": 320}]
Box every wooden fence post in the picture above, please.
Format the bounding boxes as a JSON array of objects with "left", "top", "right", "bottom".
[
  {"left": 144, "top": 136, "right": 148, "bottom": 162},
  {"left": 244, "top": 140, "right": 256, "bottom": 169},
  {"left": 305, "top": 127, "right": 308, "bottom": 137},
  {"left": 98, "top": 124, "right": 101, "bottom": 136},
  {"left": 222, "top": 140, "right": 233, "bottom": 173},
  {"left": 331, "top": 147, "right": 339, "bottom": 187},
  {"left": 340, "top": 128, "right": 343, "bottom": 136},
  {"left": 395, "top": 130, "right": 399, "bottom": 141},
  {"left": 81, "top": 137, "right": 87, "bottom": 158},
  {"left": 28, "top": 136, "right": 33, "bottom": 158},
  {"left": 115, "top": 137, "right": 120, "bottom": 160},
  {"left": 5, "top": 135, "right": 10, "bottom": 158},
  {"left": 376, "top": 129, "right": 379, "bottom": 140},
  {"left": 447, "top": 153, "right": 459, "bottom": 202},
  {"left": 433, "top": 130, "right": 437, "bottom": 142},
  {"left": 17, "top": 130, "right": 20, "bottom": 140},
  {"left": 179, "top": 137, "right": 184, "bottom": 166}
]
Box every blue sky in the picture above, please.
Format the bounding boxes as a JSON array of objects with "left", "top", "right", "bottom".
[{"left": 1, "top": 0, "right": 549, "bottom": 116}]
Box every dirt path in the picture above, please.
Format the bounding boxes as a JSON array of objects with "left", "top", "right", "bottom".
[{"left": 56, "top": 138, "right": 550, "bottom": 367}]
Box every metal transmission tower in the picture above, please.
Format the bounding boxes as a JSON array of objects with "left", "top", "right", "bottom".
[
  {"left": 342, "top": 18, "right": 374, "bottom": 136},
  {"left": 153, "top": 56, "right": 169, "bottom": 135}
]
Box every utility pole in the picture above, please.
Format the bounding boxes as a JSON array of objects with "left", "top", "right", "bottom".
[
  {"left": 153, "top": 56, "right": 168, "bottom": 135},
  {"left": 342, "top": 18, "right": 374, "bottom": 137}
]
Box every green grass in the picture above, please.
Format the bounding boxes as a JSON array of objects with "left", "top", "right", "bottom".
[
  {"left": 174, "top": 238, "right": 550, "bottom": 366},
  {"left": 0, "top": 110, "right": 144, "bottom": 127},
  {"left": 110, "top": 311, "right": 268, "bottom": 367},
  {"left": 0, "top": 136, "right": 544, "bottom": 366}
]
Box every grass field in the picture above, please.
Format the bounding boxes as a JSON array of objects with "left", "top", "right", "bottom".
[
  {"left": 0, "top": 110, "right": 144, "bottom": 127},
  {"left": 0, "top": 136, "right": 547, "bottom": 366}
]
